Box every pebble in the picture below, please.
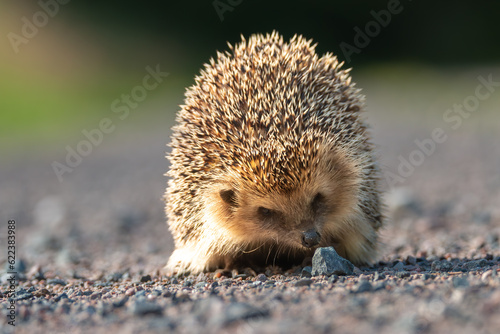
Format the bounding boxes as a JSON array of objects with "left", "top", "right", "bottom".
[
  {"left": 463, "top": 259, "right": 489, "bottom": 270},
  {"left": 195, "top": 282, "right": 207, "bottom": 289},
  {"left": 233, "top": 274, "right": 247, "bottom": 279},
  {"left": 27, "top": 265, "right": 45, "bottom": 280},
  {"left": 393, "top": 261, "right": 405, "bottom": 271},
  {"left": 256, "top": 274, "right": 267, "bottom": 282},
  {"left": 328, "top": 275, "right": 339, "bottom": 284},
  {"left": 129, "top": 300, "right": 163, "bottom": 316},
  {"left": 220, "top": 279, "right": 233, "bottom": 286},
  {"left": 34, "top": 288, "right": 50, "bottom": 297},
  {"left": 301, "top": 266, "right": 312, "bottom": 278},
  {"left": 90, "top": 292, "right": 102, "bottom": 300},
  {"left": 311, "top": 247, "right": 354, "bottom": 276},
  {"left": 452, "top": 276, "right": 469, "bottom": 288},
  {"left": 431, "top": 260, "right": 454, "bottom": 272},
  {"left": 105, "top": 272, "right": 123, "bottom": 282},
  {"left": 140, "top": 275, "right": 152, "bottom": 282},
  {"left": 396, "top": 271, "right": 410, "bottom": 279},
  {"left": 13, "top": 291, "right": 33, "bottom": 301},
  {"left": 47, "top": 278, "right": 68, "bottom": 286},
  {"left": 422, "top": 273, "right": 434, "bottom": 280},
  {"left": 406, "top": 256, "right": 417, "bottom": 266},
  {"left": 53, "top": 293, "right": 69, "bottom": 302},
  {"left": 125, "top": 288, "right": 136, "bottom": 296},
  {"left": 354, "top": 281, "right": 372, "bottom": 293},
  {"left": 481, "top": 270, "right": 492, "bottom": 281},
  {"left": 294, "top": 278, "right": 313, "bottom": 287}
]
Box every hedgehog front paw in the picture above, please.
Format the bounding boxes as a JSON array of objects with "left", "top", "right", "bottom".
[{"left": 164, "top": 248, "right": 208, "bottom": 276}]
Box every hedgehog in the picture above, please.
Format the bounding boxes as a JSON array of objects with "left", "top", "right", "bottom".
[{"left": 165, "top": 32, "right": 383, "bottom": 274}]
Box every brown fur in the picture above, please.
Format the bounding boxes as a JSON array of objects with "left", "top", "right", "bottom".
[{"left": 165, "top": 32, "right": 383, "bottom": 274}]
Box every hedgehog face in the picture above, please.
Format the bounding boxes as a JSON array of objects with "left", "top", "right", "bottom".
[
  {"left": 208, "top": 148, "right": 360, "bottom": 251},
  {"left": 220, "top": 188, "right": 326, "bottom": 249}
]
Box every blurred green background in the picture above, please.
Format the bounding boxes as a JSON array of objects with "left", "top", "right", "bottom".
[{"left": 1, "top": 0, "right": 499, "bottom": 157}]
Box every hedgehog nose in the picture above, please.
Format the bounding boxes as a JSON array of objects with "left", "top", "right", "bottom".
[{"left": 301, "top": 229, "right": 320, "bottom": 248}]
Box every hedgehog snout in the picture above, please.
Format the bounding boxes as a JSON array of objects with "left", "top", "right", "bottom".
[{"left": 301, "top": 228, "right": 321, "bottom": 248}]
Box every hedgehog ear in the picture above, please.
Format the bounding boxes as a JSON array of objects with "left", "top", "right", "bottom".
[{"left": 220, "top": 189, "right": 238, "bottom": 207}]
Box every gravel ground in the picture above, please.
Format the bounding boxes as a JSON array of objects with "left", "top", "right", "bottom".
[{"left": 1, "top": 105, "right": 499, "bottom": 333}]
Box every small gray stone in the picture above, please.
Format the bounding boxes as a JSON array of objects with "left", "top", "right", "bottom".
[
  {"left": 250, "top": 281, "right": 262, "bottom": 288},
  {"left": 328, "top": 274, "right": 339, "bottom": 283},
  {"left": 256, "top": 273, "right": 267, "bottom": 282},
  {"left": 422, "top": 273, "right": 434, "bottom": 280},
  {"left": 220, "top": 279, "right": 233, "bottom": 286},
  {"left": 406, "top": 256, "right": 417, "bottom": 266},
  {"left": 233, "top": 274, "right": 247, "bottom": 279},
  {"left": 129, "top": 300, "right": 163, "bottom": 316},
  {"left": 431, "top": 260, "right": 454, "bottom": 272},
  {"left": 47, "top": 278, "right": 68, "bottom": 286},
  {"left": 140, "top": 275, "right": 152, "bottom": 282},
  {"left": 90, "top": 292, "right": 102, "bottom": 300},
  {"left": 294, "top": 278, "right": 313, "bottom": 287},
  {"left": 355, "top": 281, "right": 372, "bottom": 293},
  {"left": 12, "top": 291, "right": 33, "bottom": 301},
  {"left": 195, "top": 282, "right": 207, "bottom": 289},
  {"left": 312, "top": 247, "right": 354, "bottom": 276},
  {"left": 452, "top": 276, "right": 469, "bottom": 288},
  {"left": 463, "top": 259, "right": 489, "bottom": 270},
  {"left": 393, "top": 261, "right": 405, "bottom": 271},
  {"left": 53, "top": 293, "right": 69, "bottom": 302},
  {"left": 301, "top": 266, "right": 312, "bottom": 278},
  {"left": 396, "top": 271, "right": 410, "bottom": 278}
]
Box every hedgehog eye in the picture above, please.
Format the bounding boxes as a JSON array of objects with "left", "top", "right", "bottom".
[
  {"left": 220, "top": 189, "right": 238, "bottom": 207},
  {"left": 257, "top": 207, "right": 273, "bottom": 218},
  {"left": 311, "top": 192, "right": 324, "bottom": 212}
]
